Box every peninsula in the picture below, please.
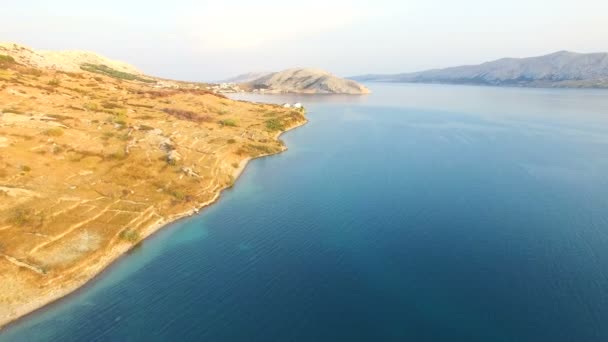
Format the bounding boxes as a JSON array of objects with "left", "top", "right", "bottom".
[
  {"left": 0, "top": 43, "right": 307, "bottom": 329},
  {"left": 222, "top": 68, "right": 370, "bottom": 94}
]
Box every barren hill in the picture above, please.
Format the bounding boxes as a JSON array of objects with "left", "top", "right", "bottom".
[
  {"left": 243, "top": 68, "right": 370, "bottom": 94},
  {"left": 0, "top": 42, "right": 142, "bottom": 75}
]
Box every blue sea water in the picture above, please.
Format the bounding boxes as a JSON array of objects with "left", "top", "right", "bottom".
[{"left": 3, "top": 83, "right": 608, "bottom": 341}]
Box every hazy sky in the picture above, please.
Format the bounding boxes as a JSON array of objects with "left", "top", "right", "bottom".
[{"left": 2, "top": 0, "right": 607, "bottom": 81}]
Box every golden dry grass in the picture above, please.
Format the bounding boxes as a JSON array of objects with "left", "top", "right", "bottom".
[{"left": 0, "top": 62, "right": 306, "bottom": 325}]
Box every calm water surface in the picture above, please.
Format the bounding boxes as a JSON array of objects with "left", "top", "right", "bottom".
[{"left": 3, "top": 84, "right": 608, "bottom": 341}]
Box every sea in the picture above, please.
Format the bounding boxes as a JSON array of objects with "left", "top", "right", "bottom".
[{"left": 2, "top": 83, "right": 608, "bottom": 341}]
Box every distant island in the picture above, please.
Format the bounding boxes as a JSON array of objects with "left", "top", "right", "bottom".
[
  {"left": 219, "top": 68, "right": 370, "bottom": 94},
  {"left": 352, "top": 51, "right": 608, "bottom": 88},
  {"left": 0, "top": 43, "right": 307, "bottom": 329}
]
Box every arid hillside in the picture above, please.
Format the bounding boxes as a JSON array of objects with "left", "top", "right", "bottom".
[
  {"left": 0, "top": 45, "right": 306, "bottom": 328},
  {"left": 241, "top": 68, "right": 370, "bottom": 94},
  {"left": 0, "top": 43, "right": 141, "bottom": 75}
]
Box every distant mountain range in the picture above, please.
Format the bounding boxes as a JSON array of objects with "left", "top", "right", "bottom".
[
  {"left": 229, "top": 68, "right": 370, "bottom": 94},
  {"left": 219, "top": 72, "right": 273, "bottom": 84},
  {"left": 352, "top": 51, "right": 608, "bottom": 88}
]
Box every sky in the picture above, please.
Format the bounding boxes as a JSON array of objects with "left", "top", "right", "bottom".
[{"left": 1, "top": 0, "right": 607, "bottom": 81}]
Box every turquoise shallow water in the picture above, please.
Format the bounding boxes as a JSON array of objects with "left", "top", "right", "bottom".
[{"left": 3, "top": 84, "right": 608, "bottom": 341}]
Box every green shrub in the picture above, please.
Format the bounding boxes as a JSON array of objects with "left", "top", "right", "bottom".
[
  {"left": 113, "top": 110, "right": 128, "bottom": 126},
  {"left": 0, "top": 55, "right": 15, "bottom": 68},
  {"left": 227, "top": 138, "right": 236, "bottom": 144},
  {"left": 84, "top": 102, "right": 99, "bottom": 111},
  {"left": 265, "top": 118, "right": 284, "bottom": 131},
  {"left": 102, "top": 131, "right": 115, "bottom": 140},
  {"left": 169, "top": 189, "right": 185, "bottom": 200},
  {"left": 2, "top": 107, "right": 24, "bottom": 114},
  {"left": 138, "top": 124, "right": 155, "bottom": 131},
  {"left": 108, "top": 150, "right": 127, "bottom": 160},
  {"left": 0, "top": 55, "right": 15, "bottom": 63},
  {"left": 80, "top": 63, "right": 155, "bottom": 83},
  {"left": 119, "top": 229, "right": 140, "bottom": 243},
  {"left": 52, "top": 145, "right": 64, "bottom": 154},
  {"left": 248, "top": 144, "right": 277, "bottom": 155},
  {"left": 44, "top": 128, "right": 64, "bottom": 137},
  {"left": 48, "top": 79, "right": 61, "bottom": 87},
  {"left": 114, "top": 119, "right": 127, "bottom": 126},
  {"left": 219, "top": 119, "right": 237, "bottom": 127}
]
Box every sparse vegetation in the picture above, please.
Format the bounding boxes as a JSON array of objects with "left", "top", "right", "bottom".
[
  {"left": 7, "top": 207, "right": 38, "bottom": 227},
  {"left": 162, "top": 108, "right": 212, "bottom": 123},
  {"left": 22, "top": 68, "right": 43, "bottom": 77},
  {"left": 80, "top": 63, "right": 155, "bottom": 83},
  {"left": 138, "top": 124, "right": 155, "bottom": 131},
  {"left": 219, "top": 119, "right": 237, "bottom": 127},
  {"left": 236, "top": 143, "right": 280, "bottom": 157},
  {"left": 52, "top": 145, "right": 64, "bottom": 154},
  {"left": 168, "top": 188, "right": 185, "bottom": 200},
  {"left": 108, "top": 149, "right": 127, "bottom": 160},
  {"left": 0, "top": 55, "right": 15, "bottom": 63},
  {"left": 48, "top": 79, "right": 61, "bottom": 87},
  {"left": 113, "top": 110, "right": 128, "bottom": 126},
  {"left": 102, "top": 131, "right": 115, "bottom": 140},
  {"left": 101, "top": 101, "right": 123, "bottom": 109},
  {"left": 0, "top": 54, "right": 16, "bottom": 68},
  {"left": 58, "top": 71, "right": 84, "bottom": 79},
  {"left": 119, "top": 229, "right": 140, "bottom": 243},
  {"left": 249, "top": 144, "right": 276, "bottom": 154},
  {"left": 127, "top": 102, "right": 154, "bottom": 109},
  {"left": 2, "top": 107, "right": 25, "bottom": 114},
  {"left": 265, "top": 118, "right": 285, "bottom": 131},
  {"left": 165, "top": 185, "right": 193, "bottom": 203},
  {"left": 44, "top": 128, "right": 64, "bottom": 137},
  {"left": 83, "top": 102, "right": 99, "bottom": 111}
]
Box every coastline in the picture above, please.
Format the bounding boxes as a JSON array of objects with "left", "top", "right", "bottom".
[{"left": 0, "top": 117, "right": 308, "bottom": 331}]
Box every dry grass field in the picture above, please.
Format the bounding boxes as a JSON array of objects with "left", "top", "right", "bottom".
[{"left": 0, "top": 52, "right": 306, "bottom": 327}]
